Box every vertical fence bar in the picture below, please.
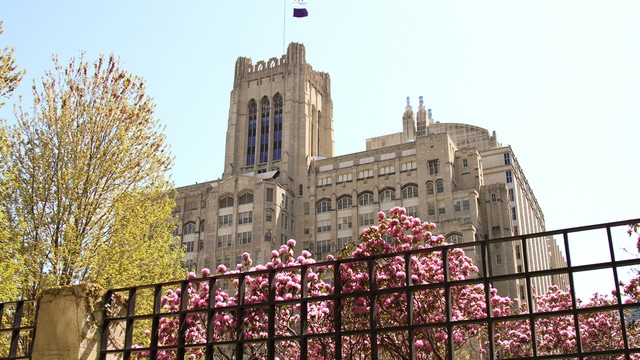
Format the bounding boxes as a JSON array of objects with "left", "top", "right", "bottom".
[
  {"left": 267, "top": 268, "right": 276, "bottom": 360},
  {"left": 405, "top": 251, "right": 415, "bottom": 360},
  {"left": 300, "top": 265, "right": 309, "bottom": 360},
  {"left": 235, "top": 273, "right": 247, "bottom": 360},
  {"left": 9, "top": 300, "right": 23, "bottom": 358}
]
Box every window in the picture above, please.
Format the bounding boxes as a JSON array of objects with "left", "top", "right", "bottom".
[
  {"left": 516, "top": 245, "right": 521, "bottom": 260},
  {"left": 337, "top": 196, "right": 352, "bottom": 210},
  {"left": 337, "top": 236, "right": 352, "bottom": 250},
  {"left": 406, "top": 206, "right": 418, "bottom": 217},
  {"left": 237, "top": 231, "right": 252, "bottom": 245},
  {"left": 199, "top": 221, "right": 205, "bottom": 233},
  {"left": 317, "top": 177, "right": 332, "bottom": 186},
  {"left": 454, "top": 201, "right": 461, "bottom": 212},
  {"left": 462, "top": 199, "right": 470, "bottom": 211},
  {"left": 437, "top": 200, "right": 445, "bottom": 214},
  {"left": 239, "top": 192, "right": 253, "bottom": 205},
  {"left": 504, "top": 152, "right": 511, "bottom": 165},
  {"left": 219, "top": 195, "right": 234, "bottom": 208},
  {"left": 299, "top": 184, "right": 303, "bottom": 196},
  {"left": 201, "top": 200, "right": 207, "bottom": 208},
  {"left": 428, "top": 160, "right": 439, "bottom": 175},
  {"left": 316, "top": 199, "right": 331, "bottom": 213},
  {"left": 508, "top": 188, "right": 515, "bottom": 202},
  {"left": 280, "top": 213, "right": 289, "bottom": 229},
  {"left": 357, "top": 169, "right": 373, "bottom": 179},
  {"left": 402, "top": 185, "right": 419, "bottom": 199},
  {"left": 338, "top": 216, "right": 352, "bottom": 230},
  {"left": 266, "top": 188, "right": 274, "bottom": 202},
  {"left": 238, "top": 211, "right": 253, "bottom": 225},
  {"left": 172, "top": 226, "right": 180, "bottom": 236},
  {"left": 184, "top": 241, "right": 194, "bottom": 252},
  {"left": 496, "top": 254, "right": 502, "bottom": 265},
  {"left": 506, "top": 170, "right": 513, "bottom": 183},
  {"left": 217, "top": 234, "right": 232, "bottom": 248},
  {"left": 265, "top": 209, "right": 273, "bottom": 222},
  {"left": 218, "top": 214, "right": 233, "bottom": 228},
  {"left": 379, "top": 189, "right": 395, "bottom": 203},
  {"left": 462, "top": 159, "right": 468, "bottom": 168},
  {"left": 401, "top": 161, "right": 417, "bottom": 172},
  {"left": 379, "top": 165, "right": 395, "bottom": 176},
  {"left": 446, "top": 234, "right": 463, "bottom": 244},
  {"left": 316, "top": 240, "right": 332, "bottom": 254},
  {"left": 272, "top": 93, "right": 283, "bottom": 161},
  {"left": 358, "top": 213, "right": 375, "bottom": 227},
  {"left": 316, "top": 220, "right": 331, "bottom": 233},
  {"left": 259, "top": 97, "right": 270, "bottom": 163},
  {"left": 183, "top": 222, "right": 196, "bottom": 235},
  {"left": 512, "top": 207, "right": 517, "bottom": 220},
  {"left": 436, "top": 180, "right": 444, "bottom": 194},
  {"left": 337, "top": 173, "right": 353, "bottom": 183},
  {"left": 246, "top": 100, "right": 257, "bottom": 166},
  {"left": 428, "top": 203, "right": 435, "bottom": 216},
  {"left": 426, "top": 182, "right": 434, "bottom": 195},
  {"left": 491, "top": 193, "right": 497, "bottom": 202},
  {"left": 358, "top": 192, "right": 374, "bottom": 206},
  {"left": 173, "top": 205, "right": 181, "bottom": 213},
  {"left": 517, "top": 265, "right": 523, "bottom": 273},
  {"left": 185, "top": 201, "right": 197, "bottom": 211}
]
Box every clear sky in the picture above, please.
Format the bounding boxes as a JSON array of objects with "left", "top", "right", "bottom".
[{"left": 1, "top": 0, "right": 639, "bottom": 236}]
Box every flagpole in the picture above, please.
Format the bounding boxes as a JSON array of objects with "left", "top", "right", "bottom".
[{"left": 283, "top": 0, "right": 286, "bottom": 53}]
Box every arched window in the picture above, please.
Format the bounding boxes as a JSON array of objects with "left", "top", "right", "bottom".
[
  {"left": 239, "top": 192, "right": 253, "bottom": 205},
  {"left": 259, "top": 96, "right": 270, "bottom": 163},
  {"left": 337, "top": 195, "right": 352, "bottom": 210},
  {"left": 265, "top": 209, "right": 274, "bottom": 222},
  {"left": 272, "top": 94, "right": 283, "bottom": 161},
  {"left": 402, "top": 184, "right": 419, "bottom": 199},
  {"left": 379, "top": 188, "right": 395, "bottom": 203},
  {"left": 426, "top": 181, "right": 434, "bottom": 195},
  {"left": 199, "top": 221, "right": 205, "bottom": 233},
  {"left": 316, "top": 199, "right": 331, "bottom": 213},
  {"left": 446, "top": 233, "right": 464, "bottom": 244},
  {"left": 246, "top": 100, "right": 257, "bottom": 166},
  {"left": 358, "top": 192, "right": 374, "bottom": 206},
  {"left": 183, "top": 222, "right": 196, "bottom": 235},
  {"left": 219, "top": 195, "right": 234, "bottom": 208},
  {"left": 436, "top": 180, "right": 444, "bottom": 194}
]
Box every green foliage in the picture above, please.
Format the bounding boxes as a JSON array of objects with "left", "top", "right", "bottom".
[
  {"left": 1, "top": 52, "right": 184, "bottom": 300},
  {"left": 0, "top": 21, "right": 25, "bottom": 302}
]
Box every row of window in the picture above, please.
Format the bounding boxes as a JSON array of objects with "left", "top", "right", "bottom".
[
  {"left": 219, "top": 192, "right": 254, "bottom": 209},
  {"left": 315, "top": 185, "right": 420, "bottom": 213},
  {"left": 217, "top": 231, "right": 253, "bottom": 248}
]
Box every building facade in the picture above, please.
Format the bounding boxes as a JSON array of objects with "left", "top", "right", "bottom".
[{"left": 173, "top": 43, "right": 566, "bottom": 300}]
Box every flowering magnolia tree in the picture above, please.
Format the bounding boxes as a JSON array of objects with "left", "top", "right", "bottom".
[{"left": 132, "top": 208, "right": 640, "bottom": 359}]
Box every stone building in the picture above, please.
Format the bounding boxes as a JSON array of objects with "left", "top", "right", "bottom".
[{"left": 173, "top": 43, "right": 565, "bottom": 300}]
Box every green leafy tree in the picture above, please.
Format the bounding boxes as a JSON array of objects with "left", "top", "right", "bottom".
[
  {"left": 2, "top": 53, "right": 184, "bottom": 300},
  {"left": 0, "top": 20, "right": 26, "bottom": 302}
]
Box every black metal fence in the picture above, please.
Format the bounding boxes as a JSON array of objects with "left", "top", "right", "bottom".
[
  {"left": 0, "top": 299, "right": 37, "bottom": 360},
  {"left": 99, "top": 218, "right": 640, "bottom": 359}
]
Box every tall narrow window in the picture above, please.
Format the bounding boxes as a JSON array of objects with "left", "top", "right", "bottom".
[
  {"left": 246, "top": 100, "right": 257, "bottom": 166},
  {"left": 272, "top": 94, "right": 283, "bottom": 161},
  {"left": 259, "top": 97, "right": 270, "bottom": 163},
  {"left": 506, "top": 170, "right": 513, "bottom": 183},
  {"left": 504, "top": 152, "right": 511, "bottom": 165}
]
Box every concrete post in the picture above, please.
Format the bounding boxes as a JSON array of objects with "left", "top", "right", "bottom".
[{"left": 31, "top": 284, "right": 106, "bottom": 360}]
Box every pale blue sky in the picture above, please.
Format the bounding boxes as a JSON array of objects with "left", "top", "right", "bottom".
[{"left": 2, "top": 0, "right": 639, "bottom": 236}]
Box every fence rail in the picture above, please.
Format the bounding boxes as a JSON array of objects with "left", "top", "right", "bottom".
[{"left": 99, "top": 217, "right": 640, "bottom": 360}]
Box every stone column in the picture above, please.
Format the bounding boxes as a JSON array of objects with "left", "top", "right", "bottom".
[{"left": 31, "top": 284, "right": 106, "bottom": 360}]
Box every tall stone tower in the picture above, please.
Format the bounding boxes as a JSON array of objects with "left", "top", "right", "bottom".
[{"left": 223, "top": 43, "right": 334, "bottom": 192}]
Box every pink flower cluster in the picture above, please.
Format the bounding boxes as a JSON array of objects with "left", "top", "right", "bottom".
[{"left": 132, "top": 208, "right": 640, "bottom": 359}]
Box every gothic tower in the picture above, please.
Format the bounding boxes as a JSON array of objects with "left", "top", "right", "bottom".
[{"left": 223, "top": 42, "right": 334, "bottom": 193}]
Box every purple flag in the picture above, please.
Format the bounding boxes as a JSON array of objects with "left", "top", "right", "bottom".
[{"left": 293, "top": 0, "right": 308, "bottom": 18}]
